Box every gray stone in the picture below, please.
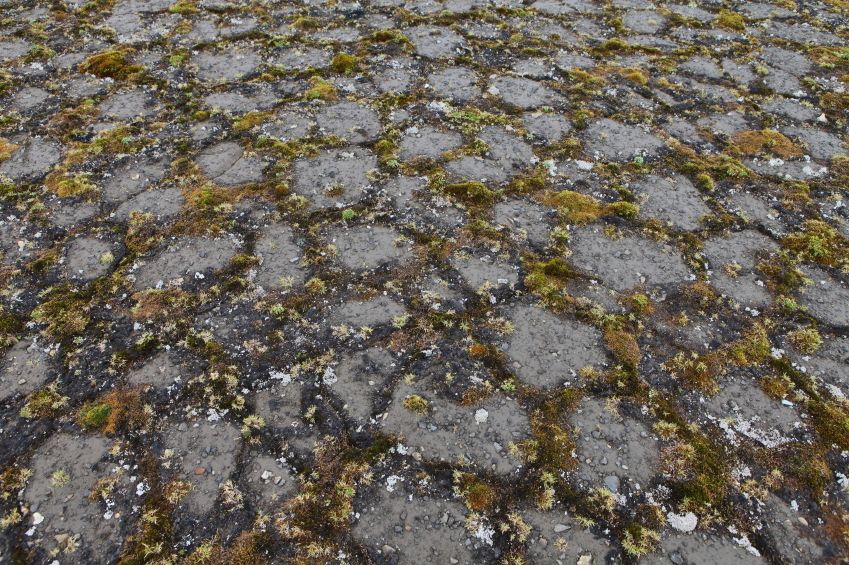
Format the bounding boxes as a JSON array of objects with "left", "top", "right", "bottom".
[
  {"left": 315, "top": 101, "right": 382, "bottom": 144},
  {"left": 633, "top": 174, "right": 711, "bottom": 231},
  {"left": 0, "top": 138, "right": 62, "bottom": 181},
  {"left": 132, "top": 236, "right": 237, "bottom": 290},
  {"left": 63, "top": 237, "right": 116, "bottom": 282},
  {"left": 0, "top": 339, "right": 52, "bottom": 402},
  {"left": 254, "top": 223, "right": 305, "bottom": 290},
  {"left": 196, "top": 141, "right": 265, "bottom": 186},
  {"left": 797, "top": 266, "right": 849, "bottom": 327},
  {"left": 292, "top": 147, "right": 376, "bottom": 209},
  {"left": 703, "top": 230, "right": 777, "bottom": 307},
  {"left": 329, "top": 225, "right": 411, "bottom": 271},
  {"left": 582, "top": 118, "right": 665, "bottom": 162}
]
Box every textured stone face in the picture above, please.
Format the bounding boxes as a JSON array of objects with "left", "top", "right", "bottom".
[{"left": 5, "top": 1, "right": 849, "bottom": 562}]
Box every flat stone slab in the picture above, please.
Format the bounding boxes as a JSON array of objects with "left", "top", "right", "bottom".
[
  {"left": 354, "top": 487, "right": 474, "bottom": 563},
  {"left": 125, "top": 350, "right": 190, "bottom": 389},
  {"left": 633, "top": 174, "right": 711, "bottom": 231},
  {"left": 524, "top": 510, "right": 613, "bottom": 563},
  {"left": 329, "top": 296, "right": 406, "bottom": 330},
  {"left": 132, "top": 236, "right": 237, "bottom": 290},
  {"left": 111, "top": 187, "right": 184, "bottom": 222},
  {"left": 254, "top": 379, "right": 316, "bottom": 454},
  {"left": 98, "top": 88, "right": 159, "bottom": 120},
  {"left": 582, "top": 118, "right": 665, "bottom": 162},
  {"left": 427, "top": 66, "right": 481, "bottom": 102},
  {"left": 702, "top": 230, "right": 778, "bottom": 308},
  {"left": 381, "top": 381, "right": 530, "bottom": 474},
  {"left": 160, "top": 420, "right": 241, "bottom": 515},
  {"left": 292, "top": 147, "right": 376, "bottom": 209},
  {"left": 569, "top": 228, "right": 692, "bottom": 291},
  {"left": 504, "top": 304, "right": 607, "bottom": 388},
  {"left": 492, "top": 198, "right": 553, "bottom": 247},
  {"left": 787, "top": 336, "right": 849, "bottom": 394},
  {"left": 646, "top": 532, "right": 765, "bottom": 565},
  {"left": 450, "top": 251, "right": 519, "bottom": 291},
  {"left": 23, "top": 434, "right": 135, "bottom": 560},
  {"left": 102, "top": 155, "right": 170, "bottom": 203},
  {"left": 315, "top": 101, "right": 382, "bottom": 144},
  {"left": 405, "top": 25, "right": 467, "bottom": 59},
  {"left": 196, "top": 141, "right": 265, "bottom": 186},
  {"left": 0, "top": 138, "right": 62, "bottom": 181},
  {"left": 63, "top": 236, "right": 117, "bottom": 282},
  {"left": 192, "top": 47, "right": 260, "bottom": 83},
  {"left": 489, "top": 76, "right": 562, "bottom": 109},
  {"left": 254, "top": 223, "right": 305, "bottom": 290},
  {"left": 329, "top": 346, "right": 399, "bottom": 422},
  {"left": 797, "top": 266, "right": 849, "bottom": 327},
  {"left": 329, "top": 225, "right": 412, "bottom": 272},
  {"left": 243, "top": 453, "right": 297, "bottom": 511},
  {"left": 573, "top": 397, "right": 659, "bottom": 491},
  {"left": 398, "top": 125, "right": 463, "bottom": 160},
  {"left": 0, "top": 339, "right": 53, "bottom": 402}
]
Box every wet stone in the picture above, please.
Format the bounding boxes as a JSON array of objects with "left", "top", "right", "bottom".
[
  {"left": 0, "top": 339, "right": 53, "bottom": 402},
  {"left": 582, "top": 118, "right": 665, "bottom": 162},
  {"left": 569, "top": 227, "right": 692, "bottom": 291},
  {"left": 132, "top": 236, "right": 237, "bottom": 290},
  {"left": 505, "top": 303, "right": 607, "bottom": 388},
  {"left": 329, "top": 225, "right": 412, "bottom": 272},
  {"left": 161, "top": 420, "right": 241, "bottom": 515},
  {"left": 62, "top": 237, "right": 117, "bottom": 282},
  {"left": 315, "top": 101, "right": 382, "bottom": 144},
  {"left": 353, "top": 487, "right": 474, "bottom": 564},
  {"left": 381, "top": 381, "right": 530, "bottom": 474},
  {"left": 196, "top": 141, "right": 265, "bottom": 186},
  {"left": 292, "top": 147, "right": 376, "bottom": 209},
  {"left": 633, "top": 173, "right": 711, "bottom": 231},
  {"left": 702, "top": 230, "right": 777, "bottom": 308},
  {"left": 573, "top": 397, "right": 659, "bottom": 491},
  {"left": 253, "top": 222, "right": 306, "bottom": 290}
]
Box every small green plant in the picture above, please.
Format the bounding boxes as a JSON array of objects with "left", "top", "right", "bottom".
[
  {"left": 402, "top": 394, "right": 428, "bottom": 414},
  {"left": 341, "top": 208, "right": 356, "bottom": 221},
  {"left": 79, "top": 402, "right": 112, "bottom": 429}
]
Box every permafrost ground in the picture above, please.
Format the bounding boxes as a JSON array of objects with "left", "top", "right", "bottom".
[{"left": 0, "top": 0, "right": 849, "bottom": 563}]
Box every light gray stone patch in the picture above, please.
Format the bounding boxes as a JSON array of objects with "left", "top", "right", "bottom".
[
  {"left": 696, "top": 111, "right": 749, "bottom": 136},
  {"left": 254, "top": 379, "right": 316, "bottom": 454},
  {"left": 745, "top": 157, "right": 827, "bottom": 181},
  {"left": 192, "top": 47, "right": 260, "bottom": 83},
  {"left": 668, "top": 4, "right": 714, "bottom": 22},
  {"left": 626, "top": 34, "right": 679, "bottom": 51},
  {"left": 132, "top": 236, "right": 237, "bottom": 290},
  {"left": 0, "top": 39, "right": 31, "bottom": 62},
  {"left": 196, "top": 141, "right": 265, "bottom": 186},
  {"left": 329, "top": 225, "right": 412, "bottom": 271},
  {"left": 161, "top": 420, "right": 241, "bottom": 515},
  {"left": 23, "top": 434, "right": 135, "bottom": 561},
  {"left": 270, "top": 46, "right": 330, "bottom": 71},
  {"left": 765, "top": 22, "right": 841, "bottom": 46},
  {"left": 125, "top": 350, "right": 187, "bottom": 388},
  {"left": 646, "top": 532, "right": 765, "bottom": 565},
  {"left": 623, "top": 9, "right": 666, "bottom": 34},
  {"left": 759, "top": 46, "right": 812, "bottom": 77},
  {"left": 739, "top": 2, "right": 794, "bottom": 20},
  {"left": 782, "top": 127, "right": 847, "bottom": 161},
  {"left": 49, "top": 201, "right": 99, "bottom": 229},
  {"left": 189, "top": 119, "right": 222, "bottom": 142},
  {"left": 569, "top": 228, "right": 692, "bottom": 291},
  {"left": 566, "top": 279, "right": 623, "bottom": 314},
  {"left": 182, "top": 15, "right": 258, "bottom": 44},
  {"left": 573, "top": 397, "right": 659, "bottom": 491},
  {"left": 405, "top": 25, "right": 467, "bottom": 59},
  {"left": 450, "top": 251, "right": 519, "bottom": 291},
  {"left": 254, "top": 223, "right": 305, "bottom": 290},
  {"left": 797, "top": 266, "right": 849, "bottom": 327},
  {"left": 553, "top": 50, "right": 596, "bottom": 70},
  {"left": 202, "top": 88, "right": 277, "bottom": 115},
  {"left": 524, "top": 510, "right": 613, "bottom": 563},
  {"left": 446, "top": 126, "right": 534, "bottom": 184},
  {"left": 329, "top": 296, "right": 406, "bottom": 329},
  {"left": 331, "top": 347, "right": 398, "bottom": 422},
  {"left": 292, "top": 147, "right": 376, "bottom": 209},
  {"left": 512, "top": 57, "right": 553, "bottom": 79},
  {"left": 63, "top": 77, "right": 110, "bottom": 101},
  {"left": 680, "top": 56, "right": 722, "bottom": 80},
  {"left": 504, "top": 303, "right": 607, "bottom": 388},
  {"left": 243, "top": 453, "right": 297, "bottom": 510},
  {"left": 110, "top": 187, "right": 184, "bottom": 222},
  {"left": 662, "top": 117, "right": 704, "bottom": 145},
  {"left": 384, "top": 175, "right": 466, "bottom": 231},
  {"left": 698, "top": 376, "right": 803, "bottom": 447},
  {"left": 726, "top": 191, "right": 786, "bottom": 236},
  {"left": 0, "top": 339, "right": 53, "bottom": 402},
  {"left": 788, "top": 336, "right": 849, "bottom": 392},
  {"left": 381, "top": 382, "right": 530, "bottom": 474},
  {"left": 669, "top": 75, "right": 736, "bottom": 104},
  {"left": 492, "top": 198, "right": 553, "bottom": 247},
  {"left": 0, "top": 137, "right": 62, "bottom": 181},
  {"left": 261, "top": 111, "right": 313, "bottom": 141},
  {"left": 761, "top": 98, "right": 819, "bottom": 122},
  {"left": 532, "top": 0, "right": 600, "bottom": 15},
  {"left": 582, "top": 118, "right": 665, "bottom": 162},
  {"left": 102, "top": 155, "right": 169, "bottom": 202},
  {"left": 105, "top": 9, "right": 180, "bottom": 44},
  {"left": 98, "top": 89, "right": 159, "bottom": 120},
  {"left": 63, "top": 237, "right": 117, "bottom": 282},
  {"left": 353, "top": 488, "right": 474, "bottom": 564},
  {"left": 427, "top": 66, "right": 481, "bottom": 102},
  {"left": 523, "top": 111, "right": 571, "bottom": 142},
  {"left": 372, "top": 63, "right": 415, "bottom": 94},
  {"left": 762, "top": 495, "right": 827, "bottom": 563},
  {"left": 633, "top": 173, "right": 711, "bottom": 231},
  {"left": 12, "top": 87, "right": 51, "bottom": 112},
  {"left": 702, "top": 230, "right": 777, "bottom": 307},
  {"left": 315, "top": 101, "right": 382, "bottom": 144},
  {"left": 721, "top": 59, "right": 756, "bottom": 86},
  {"left": 399, "top": 125, "right": 463, "bottom": 160},
  {"left": 762, "top": 66, "right": 803, "bottom": 96},
  {"left": 489, "top": 75, "right": 561, "bottom": 109}
]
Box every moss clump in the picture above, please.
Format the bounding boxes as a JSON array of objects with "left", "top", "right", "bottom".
[
  {"left": 79, "top": 49, "right": 142, "bottom": 80},
  {"left": 716, "top": 9, "right": 746, "bottom": 30},
  {"left": 31, "top": 286, "right": 90, "bottom": 340},
  {"left": 402, "top": 394, "right": 428, "bottom": 414},
  {"left": 443, "top": 181, "right": 499, "bottom": 207},
  {"left": 457, "top": 478, "right": 497, "bottom": 511},
  {"left": 303, "top": 76, "right": 337, "bottom": 101},
  {"left": 603, "top": 328, "right": 641, "bottom": 369},
  {"left": 0, "top": 138, "right": 18, "bottom": 162},
  {"left": 45, "top": 171, "right": 97, "bottom": 198},
  {"left": 783, "top": 220, "right": 848, "bottom": 268},
  {"left": 168, "top": 0, "right": 198, "bottom": 14},
  {"left": 621, "top": 67, "right": 649, "bottom": 86},
  {"left": 20, "top": 384, "right": 68, "bottom": 419},
  {"left": 787, "top": 327, "right": 823, "bottom": 355},
  {"left": 330, "top": 53, "right": 361, "bottom": 74},
  {"left": 607, "top": 200, "right": 639, "bottom": 219},
  {"left": 79, "top": 403, "right": 112, "bottom": 429},
  {"left": 543, "top": 190, "right": 603, "bottom": 224},
  {"left": 731, "top": 129, "right": 803, "bottom": 158}
]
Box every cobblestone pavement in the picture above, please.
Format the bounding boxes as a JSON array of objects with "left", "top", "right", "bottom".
[{"left": 1, "top": 0, "right": 849, "bottom": 563}]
